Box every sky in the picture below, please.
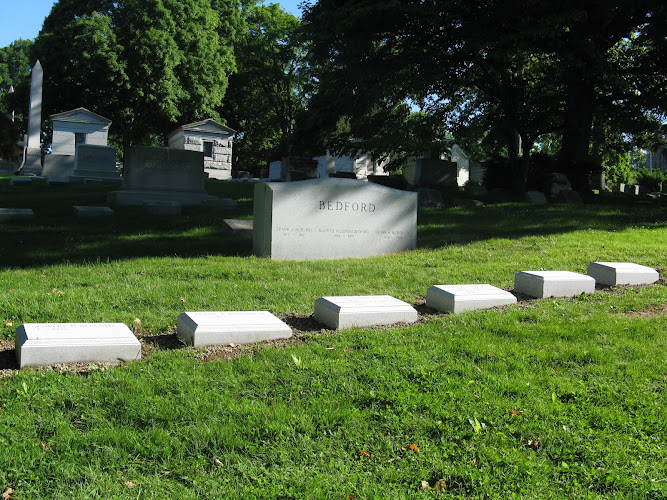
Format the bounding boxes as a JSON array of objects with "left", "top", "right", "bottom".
[{"left": 0, "top": 0, "right": 304, "bottom": 48}]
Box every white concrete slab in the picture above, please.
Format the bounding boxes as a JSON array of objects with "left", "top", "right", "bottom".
[
  {"left": 73, "top": 206, "right": 114, "bottom": 217},
  {"left": 0, "top": 208, "right": 35, "bottom": 222},
  {"left": 587, "top": 262, "right": 659, "bottom": 286},
  {"left": 514, "top": 271, "right": 595, "bottom": 298},
  {"left": 177, "top": 311, "right": 292, "bottom": 347},
  {"left": 426, "top": 284, "right": 517, "bottom": 313},
  {"left": 16, "top": 323, "right": 141, "bottom": 368},
  {"left": 314, "top": 295, "right": 418, "bottom": 329}
]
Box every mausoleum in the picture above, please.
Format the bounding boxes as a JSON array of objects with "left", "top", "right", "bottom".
[
  {"left": 167, "top": 119, "right": 236, "bottom": 179},
  {"left": 50, "top": 108, "right": 111, "bottom": 155}
]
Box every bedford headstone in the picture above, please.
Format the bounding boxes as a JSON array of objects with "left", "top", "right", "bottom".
[
  {"left": 16, "top": 323, "right": 141, "bottom": 368},
  {"left": 514, "top": 271, "right": 595, "bottom": 298},
  {"left": 586, "top": 262, "right": 659, "bottom": 286},
  {"left": 253, "top": 178, "right": 417, "bottom": 260},
  {"left": 314, "top": 295, "right": 418, "bottom": 329},
  {"left": 426, "top": 284, "right": 517, "bottom": 313},
  {"left": 107, "top": 146, "right": 236, "bottom": 209},
  {"left": 177, "top": 311, "right": 292, "bottom": 346}
]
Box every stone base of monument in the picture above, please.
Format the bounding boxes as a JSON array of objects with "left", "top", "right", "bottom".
[
  {"left": 16, "top": 323, "right": 141, "bottom": 368},
  {"left": 46, "top": 177, "right": 71, "bottom": 185},
  {"left": 223, "top": 219, "right": 254, "bottom": 238},
  {"left": 514, "top": 271, "right": 595, "bottom": 298},
  {"left": 314, "top": 295, "right": 418, "bottom": 329},
  {"left": 426, "top": 284, "right": 517, "bottom": 313},
  {"left": 73, "top": 206, "right": 114, "bottom": 217},
  {"left": 177, "top": 311, "right": 292, "bottom": 347},
  {"left": 9, "top": 177, "right": 32, "bottom": 186},
  {"left": 0, "top": 208, "right": 35, "bottom": 222},
  {"left": 107, "top": 190, "right": 236, "bottom": 209},
  {"left": 144, "top": 201, "right": 182, "bottom": 216},
  {"left": 587, "top": 262, "right": 659, "bottom": 286},
  {"left": 21, "top": 148, "right": 43, "bottom": 176}
]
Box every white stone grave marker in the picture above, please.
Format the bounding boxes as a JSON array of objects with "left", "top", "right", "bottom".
[
  {"left": 314, "top": 295, "right": 418, "bottom": 329},
  {"left": 514, "top": 271, "right": 595, "bottom": 298},
  {"left": 426, "top": 284, "right": 517, "bottom": 313},
  {"left": 587, "top": 262, "right": 659, "bottom": 286},
  {"left": 16, "top": 323, "right": 141, "bottom": 368},
  {"left": 177, "top": 311, "right": 292, "bottom": 347}
]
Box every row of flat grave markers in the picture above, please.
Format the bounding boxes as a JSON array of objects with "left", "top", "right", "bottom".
[{"left": 15, "top": 262, "right": 660, "bottom": 368}]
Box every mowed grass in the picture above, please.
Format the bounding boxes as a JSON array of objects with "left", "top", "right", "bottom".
[{"left": 0, "top": 175, "right": 666, "bottom": 498}]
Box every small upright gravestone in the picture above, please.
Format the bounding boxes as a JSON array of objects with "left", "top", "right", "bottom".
[
  {"left": 70, "top": 144, "right": 120, "bottom": 183},
  {"left": 253, "top": 178, "right": 417, "bottom": 260}
]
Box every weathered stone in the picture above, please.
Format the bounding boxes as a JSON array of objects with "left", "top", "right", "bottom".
[
  {"left": 73, "top": 206, "right": 114, "bottom": 217},
  {"left": 9, "top": 177, "right": 32, "bottom": 186},
  {"left": 71, "top": 144, "right": 120, "bottom": 183},
  {"left": 526, "top": 191, "right": 548, "bottom": 204},
  {"left": 586, "top": 262, "right": 659, "bottom": 286},
  {"left": 177, "top": 311, "right": 292, "bottom": 347},
  {"left": 16, "top": 323, "right": 141, "bottom": 368},
  {"left": 0, "top": 208, "right": 35, "bottom": 222},
  {"left": 514, "top": 271, "right": 595, "bottom": 298},
  {"left": 223, "top": 219, "right": 253, "bottom": 238},
  {"left": 254, "top": 178, "right": 417, "bottom": 260},
  {"left": 43, "top": 154, "right": 75, "bottom": 178},
  {"left": 314, "top": 295, "right": 418, "bottom": 329},
  {"left": 426, "top": 284, "right": 517, "bottom": 313}
]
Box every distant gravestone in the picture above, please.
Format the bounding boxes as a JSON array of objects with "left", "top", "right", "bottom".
[
  {"left": 314, "top": 295, "right": 418, "bottom": 329},
  {"left": 0, "top": 208, "right": 35, "bottom": 222},
  {"left": 525, "top": 191, "right": 548, "bottom": 204},
  {"left": 586, "top": 262, "right": 659, "bottom": 286},
  {"left": 426, "top": 284, "right": 517, "bottom": 313},
  {"left": 73, "top": 206, "right": 114, "bottom": 217},
  {"left": 16, "top": 323, "right": 141, "bottom": 368},
  {"left": 404, "top": 159, "right": 458, "bottom": 188},
  {"left": 43, "top": 154, "right": 75, "bottom": 179},
  {"left": 514, "top": 271, "right": 595, "bottom": 298},
  {"left": 70, "top": 144, "right": 121, "bottom": 183},
  {"left": 107, "top": 146, "right": 236, "bottom": 209},
  {"left": 177, "top": 311, "right": 292, "bottom": 346},
  {"left": 253, "top": 178, "right": 417, "bottom": 260},
  {"left": 9, "top": 177, "right": 32, "bottom": 186}
]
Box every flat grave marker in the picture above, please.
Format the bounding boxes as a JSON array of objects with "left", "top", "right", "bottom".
[
  {"left": 514, "top": 270, "right": 595, "bottom": 298},
  {"left": 587, "top": 262, "right": 659, "bottom": 286},
  {"left": 314, "top": 295, "right": 418, "bottom": 329},
  {"left": 0, "top": 208, "right": 35, "bottom": 222},
  {"left": 177, "top": 311, "right": 292, "bottom": 347},
  {"left": 16, "top": 323, "right": 141, "bottom": 368},
  {"left": 426, "top": 284, "right": 517, "bottom": 313},
  {"left": 73, "top": 206, "right": 114, "bottom": 217}
]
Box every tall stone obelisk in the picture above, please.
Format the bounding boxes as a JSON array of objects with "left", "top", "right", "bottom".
[{"left": 21, "top": 60, "right": 44, "bottom": 175}]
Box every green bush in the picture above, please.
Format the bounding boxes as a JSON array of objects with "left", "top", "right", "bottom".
[{"left": 635, "top": 167, "right": 665, "bottom": 192}]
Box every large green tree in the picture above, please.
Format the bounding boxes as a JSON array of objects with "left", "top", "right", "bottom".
[
  {"left": 0, "top": 39, "right": 34, "bottom": 138},
  {"left": 34, "top": 0, "right": 239, "bottom": 156},
  {"left": 220, "top": 2, "right": 308, "bottom": 174}
]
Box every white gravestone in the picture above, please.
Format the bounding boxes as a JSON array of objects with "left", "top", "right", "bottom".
[
  {"left": 514, "top": 271, "right": 595, "bottom": 298},
  {"left": 254, "top": 178, "right": 417, "bottom": 260},
  {"left": 22, "top": 60, "right": 43, "bottom": 176},
  {"left": 426, "top": 284, "right": 517, "bottom": 313},
  {"left": 16, "top": 323, "right": 141, "bottom": 368},
  {"left": 587, "top": 262, "right": 659, "bottom": 286},
  {"left": 177, "top": 311, "right": 292, "bottom": 347},
  {"left": 314, "top": 295, "right": 418, "bottom": 329}
]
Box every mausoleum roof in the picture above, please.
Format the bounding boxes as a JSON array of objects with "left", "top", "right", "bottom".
[
  {"left": 50, "top": 107, "right": 111, "bottom": 126},
  {"left": 168, "top": 118, "right": 237, "bottom": 138}
]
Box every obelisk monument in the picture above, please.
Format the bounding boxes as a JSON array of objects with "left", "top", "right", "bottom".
[{"left": 21, "top": 60, "right": 44, "bottom": 175}]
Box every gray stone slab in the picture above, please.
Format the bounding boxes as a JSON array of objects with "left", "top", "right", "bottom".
[
  {"left": 177, "top": 311, "right": 292, "bottom": 347},
  {"left": 73, "top": 205, "right": 114, "bottom": 217},
  {"left": 514, "top": 271, "right": 595, "bottom": 298},
  {"left": 144, "top": 201, "right": 182, "bottom": 215},
  {"left": 0, "top": 208, "right": 35, "bottom": 222},
  {"left": 426, "top": 284, "right": 517, "bottom": 313},
  {"left": 16, "top": 323, "right": 141, "bottom": 368},
  {"left": 123, "top": 146, "right": 204, "bottom": 192},
  {"left": 46, "top": 177, "right": 71, "bottom": 185},
  {"left": 526, "top": 191, "right": 548, "bottom": 204},
  {"left": 43, "top": 153, "right": 75, "bottom": 178},
  {"left": 587, "top": 262, "right": 659, "bottom": 286},
  {"left": 253, "top": 178, "right": 417, "bottom": 260},
  {"left": 223, "top": 219, "right": 253, "bottom": 238},
  {"left": 72, "top": 144, "right": 119, "bottom": 182},
  {"left": 314, "top": 295, "right": 418, "bottom": 329},
  {"left": 9, "top": 177, "right": 32, "bottom": 186}
]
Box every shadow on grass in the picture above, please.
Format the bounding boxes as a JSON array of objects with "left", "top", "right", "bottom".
[{"left": 1, "top": 177, "right": 665, "bottom": 269}]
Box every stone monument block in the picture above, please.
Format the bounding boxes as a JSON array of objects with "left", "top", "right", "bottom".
[
  {"left": 526, "top": 191, "right": 548, "bottom": 204},
  {"left": 0, "top": 208, "right": 35, "bottom": 222},
  {"left": 177, "top": 311, "right": 292, "bottom": 347},
  {"left": 16, "top": 323, "right": 141, "bottom": 368},
  {"left": 43, "top": 154, "right": 75, "bottom": 178},
  {"left": 71, "top": 144, "right": 120, "bottom": 183},
  {"left": 426, "top": 284, "right": 517, "bottom": 313},
  {"left": 73, "top": 206, "right": 114, "bottom": 217},
  {"left": 586, "top": 262, "right": 659, "bottom": 286},
  {"left": 314, "top": 295, "right": 418, "bottom": 329},
  {"left": 514, "top": 271, "right": 595, "bottom": 298},
  {"left": 253, "top": 178, "right": 417, "bottom": 260}
]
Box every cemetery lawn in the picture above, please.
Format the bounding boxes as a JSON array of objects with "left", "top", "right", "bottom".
[{"left": 0, "top": 177, "right": 666, "bottom": 498}]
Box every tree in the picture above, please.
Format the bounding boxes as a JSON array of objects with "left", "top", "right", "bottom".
[
  {"left": 219, "top": 3, "right": 308, "bottom": 174},
  {"left": 0, "top": 39, "right": 34, "bottom": 137},
  {"left": 34, "top": 0, "right": 238, "bottom": 156}
]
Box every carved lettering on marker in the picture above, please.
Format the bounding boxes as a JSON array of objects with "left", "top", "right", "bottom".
[{"left": 318, "top": 200, "right": 376, "bottom": 212}]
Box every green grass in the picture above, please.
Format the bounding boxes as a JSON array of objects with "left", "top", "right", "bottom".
[{"left": 0, "top": 177, "right": 666, "bottom": 498}]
